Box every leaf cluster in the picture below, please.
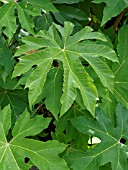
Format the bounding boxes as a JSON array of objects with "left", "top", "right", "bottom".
[{"left": 0, "top": 0, "right": 128, "bottom": 169}]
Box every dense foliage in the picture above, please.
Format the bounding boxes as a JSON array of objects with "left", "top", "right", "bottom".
[{"left": 0, "top": 0, "right": 128, "bottom": 169}]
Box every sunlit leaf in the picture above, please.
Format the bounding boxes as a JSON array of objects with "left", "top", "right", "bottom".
[{"left": 13, "top": 22, "right": 117, "bottom": 116}]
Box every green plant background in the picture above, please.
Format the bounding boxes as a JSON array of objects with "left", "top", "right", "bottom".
[{"left": 0, "top": 0, "right": 128, "bottom": 169}]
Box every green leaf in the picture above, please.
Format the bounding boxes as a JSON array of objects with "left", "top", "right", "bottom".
[
  {"left": 114, "top": 24, "right": 128, "bottom": 108},
  {"left": 66, "top": 103, "right": 128, "bottom": 170},
  {"left": 0, "top": 88, "right": 28, "bottom": 121},
  {"left": 91, "top": 3, "right": 105, "bottom": 21},
  {"left": 100, "top": 92, "right": 117, "bottom": 125},
  {"left": 0, "top": 1, "right": 35, "bottom": 40},
  {"left": 0, "top": 2, "right": 16, "bottom": 41},
  {"left": 74, "top": 42, "right": 116, "bottom": 91},
  {"left": 16, "top": 2, "right": 35, "bottom": 35},
  {"left": 52, "top": 0, "right": 84, "bottom": 4},
  {"left": 0, "top": 35, "right": 14, "bottom": 75},
  {"left": 0, "top": 0, "right": 57, "bottom": 40},
  {"left": 93, "top": 0, "right": 128, "bottom": 25},
  {"left": 53, "top": 5, "right": 88, "bottom": 25},
  {"left": 13, "top": 50, "right": 55, "bottom": 108},
  {"left": 85, "top": 66, "right": 117, "bottom": 123},
  {"left": 0, "top": 76, "right": 28, "bottom": 121},
  {"left": 13, "top": 22, "right": 117, "bottom": 116},
  {"left": 34, "top": 14, "right": 53, "bottom": 32},
  {"left": 0, "top": 105, "right": 69, "bottom": 170},
  {"left": 14, "top": 36, "right": 46, "bottom": 56},
  {"left": 37, "top": 67, "right": 63, "bottom": 120},
  {"left": 53, "top": 104, "right": 89, "bottom": 150},
  {"left": 25, "top": 0, "right": 57, "bottom": 12}
]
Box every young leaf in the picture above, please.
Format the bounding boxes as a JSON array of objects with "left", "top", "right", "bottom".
[
  {"left": 13, "top": 22, "right": 117, "bottom": 116},
  {"left": 67, "top": 103, "right": 128, "bottom": 170},
  {"left": 93, "top": 0, "right": 128, "bottom": 25},
  {"left": 0, "top": 105, "right": 69, "bottom": 170}
]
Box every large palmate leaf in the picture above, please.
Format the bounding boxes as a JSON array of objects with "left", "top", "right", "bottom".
[
  {"left": 94, "top": 0, "right": 128, "bottom": 25},
  {"left": 0, "top": 0, "right": 57, "bottom": 41},
  {"left": 13, "top": 22, "right": 117, "bottom": 116},
  {"left": 65, "top": 104, "right": 128, "bottom": 170},
  {"left": 113, "top": 24, "right": 128, "bottom": 108},
  {"left": 0, "top": 105, "right": 69, "bottom": 170}
]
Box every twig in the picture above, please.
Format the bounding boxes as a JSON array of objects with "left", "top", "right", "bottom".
[
  {"left": 30, "top": 103, "right": 44, "bottom": 118},
  {"left": 113, "top": 7, "right": 128, "bottom": 32}
]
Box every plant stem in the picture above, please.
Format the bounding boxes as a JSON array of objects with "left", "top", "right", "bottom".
[{"left": 113, "top": 7, "right": 128, "bottom": 31}]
